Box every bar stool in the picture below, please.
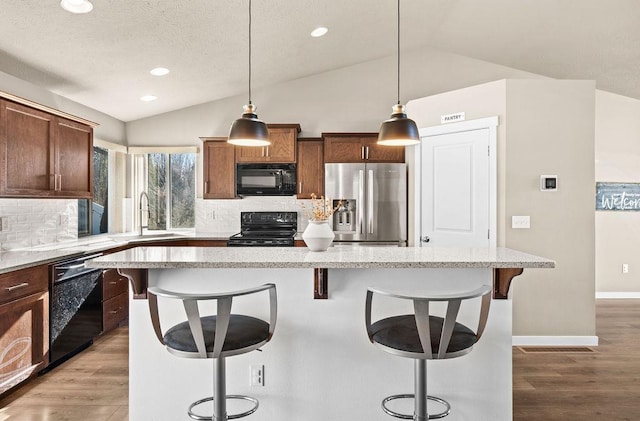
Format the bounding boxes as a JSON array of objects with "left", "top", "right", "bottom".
[
  {"left": 147, "top": 283, "right": 277, "bottom": 421},
  {"left": 365, "top": 285, "right": 492, "bottom": 420}
]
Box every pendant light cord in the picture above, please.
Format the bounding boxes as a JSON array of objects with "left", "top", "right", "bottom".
[
  {"left": 248, "top": 0, "right": 253, "bottom": 105},
  {"left": 396, "top": 0, "right": 401, "bottom": 106}
]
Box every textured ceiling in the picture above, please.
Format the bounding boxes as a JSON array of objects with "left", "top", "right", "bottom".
[{"left": 1, "top": 0, "right": 639, "bottom": 122}]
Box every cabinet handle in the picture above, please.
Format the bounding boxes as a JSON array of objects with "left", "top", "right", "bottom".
[
  {"left": 109, "top": 281, "right": 118, "bottom": 285},
  {"left": 109, "top": 309, "right": 120, "bottom": 314},
  {"left": 5, "top": 282, "right": 29, "bottom": 292},
  {"left": 261, "top": 147, "right": 265, "bottom": 157},
  {"left": 299, "top": 182, "right": 303, "bottom": 194},
  {"left": 361, "top": 146, "right": 365, "bottom": 160},
  {"left": 266, "top": 146, "right": 269, "bottom": 157},
  {"left": 365, "top": 146, "right": 370, "bottom": 160},
  {"left": 204, "top": 181, "right": 209, "bottom": 194},
  {"left": 58, "top": 174, "right": 62, "bottom": 190}
]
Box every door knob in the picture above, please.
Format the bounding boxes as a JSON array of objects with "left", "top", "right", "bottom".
[{"left": 421, "top": 236, "right": 430, "bottom": 243}]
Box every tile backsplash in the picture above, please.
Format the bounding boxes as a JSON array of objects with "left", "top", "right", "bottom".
[
  {"left": 196, "top": 196, "right": 314, "bottom": 233},
  {"left": 0, "top": 199, "right": 78, "bottom": 250}
]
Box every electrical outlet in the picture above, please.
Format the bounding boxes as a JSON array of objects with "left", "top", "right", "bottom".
[
  {"left": 1, "top": 217, "right": 8, "bottom": 231},
  {"left": 206, "top": 210, "right": 216, "bottom": 220},
  {"left": 511, "top": 215, "right": 530, "bottom": 229},
  {"left": 622, "top": 263, "right": 629, "bottom": 274},
  {"left": 250, "top": 365, "right": 264, "bottom": 386}
]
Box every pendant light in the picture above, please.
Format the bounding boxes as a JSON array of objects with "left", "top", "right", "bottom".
[
  {"left": 228, "top": 0, "right": 270, "bottom": 147},
  {"left": 377, "top": 0, "right": 420, "bottom": 146}
]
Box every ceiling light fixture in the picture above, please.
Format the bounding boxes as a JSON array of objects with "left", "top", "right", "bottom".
[
  {"left": 310, "top": 27, "right": 328, "bottom": 38},
  {"left": 150, "top": 67, "right": 170, "bottom": 76},
  {"left": 140, "top": 95, "right": 157, "bottom": 102},
  {"left": 377, "top": 0, "right": 419, "bottom": 147},
  {"left": 228, "top": 0, "right": 270, "bottom": 147},
  {"left": 60, "top": 0, "right": 93, "bottom": 14}
]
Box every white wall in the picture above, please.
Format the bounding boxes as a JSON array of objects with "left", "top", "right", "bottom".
[
  {"left": 0, "top": 69, "right": 126, "bottom": 145},
  {"left": 594, "top": 91, "right": 640, "bottom": 295},
  {"left": 406, "top": 79, "right": 596, "bottom": 339}
]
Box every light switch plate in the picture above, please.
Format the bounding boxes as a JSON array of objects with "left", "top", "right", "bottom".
[{"left": 512, "top": 215, "right": 530, "bottom": 229}]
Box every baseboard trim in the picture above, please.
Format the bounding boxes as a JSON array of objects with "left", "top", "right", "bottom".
[
  {"left": 512, "top": 336, "right": 599, "bottom": 347},
  {"left": 596, "top": 292, "right": 640, "bottom": 299}
]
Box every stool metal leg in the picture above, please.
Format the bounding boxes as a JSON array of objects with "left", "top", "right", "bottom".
[
  {"left": 381, "top": 359, "right": 451, "bottom": 420},
  {"left": 415, "top": 359, "right": 427, "bottom": 421},
  {"left": 214, "top": 357, "right": 227, "bottom": 421},
  {"left": 188, "top": 356, "right": 260, "bottom": 421}
]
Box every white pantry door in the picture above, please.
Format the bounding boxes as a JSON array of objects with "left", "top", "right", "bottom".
[{"left": 419, "top": 117, "right": 497, "bottom": 247}]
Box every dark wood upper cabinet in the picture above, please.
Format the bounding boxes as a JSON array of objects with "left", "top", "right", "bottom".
[
  {"left": 236, "top": 124, "right": 300, "bottom": 163},
  {"left": 0, "top": 100, "right": 55, "bottom": 195},
  {"left": 55, "top": 117, "right": 93, "bottom": 198},
  {"left": 297, "top": 138, "right": 324, "bottom": 199},
  {"left": 201, "top": 137, "right": 236, "bottom": 199},
  {"left": 0, "top": 94, "right": 96, "bottom": 199},
  {"left": 323, "top": 132, "right": 405, "bottom": 163}
]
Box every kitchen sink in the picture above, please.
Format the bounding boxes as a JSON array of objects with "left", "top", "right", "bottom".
[{"left": 109, "top": 232, "right": 185, "bottom": 240}]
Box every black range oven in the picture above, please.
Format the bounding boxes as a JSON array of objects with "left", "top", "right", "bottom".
[{"left": 228, "top": 211, "right": 297, "bottom": 247}]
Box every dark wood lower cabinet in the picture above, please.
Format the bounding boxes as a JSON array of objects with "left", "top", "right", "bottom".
[
  {"left": 0, "top": 291, "right": 48, "bottom": 396},
  {"left": 102, "top": 269, "right": 129, "bottom": 333}
]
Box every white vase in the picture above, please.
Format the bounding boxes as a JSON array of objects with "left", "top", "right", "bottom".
[{"left": 302, "top": 220, "right": 335, "bottom": 251}]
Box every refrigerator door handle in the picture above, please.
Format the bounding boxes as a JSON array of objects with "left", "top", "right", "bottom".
[
  {"left": 368, "top": 169, "right": 374, "bottom": 234},
  {"left": 358, "top": 169, "right": 365, "bottom": 234}
]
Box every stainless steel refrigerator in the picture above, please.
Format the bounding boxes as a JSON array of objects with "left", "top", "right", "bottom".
[{"left": 325, "top": 163, "right": 407, "bottom": 245}]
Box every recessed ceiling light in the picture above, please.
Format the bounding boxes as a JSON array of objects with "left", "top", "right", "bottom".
[
  {"left": 310, "top": 27, "right": 328, "bottom": 38},
  {"left": 60, "top": 0, "right": 93, "bottom": 14},
  {"left": 150, "top": 67, "right": 170, "bottom": 76},
  {"left": 140, "top": 95, "right": 157, "bottom": 102}
]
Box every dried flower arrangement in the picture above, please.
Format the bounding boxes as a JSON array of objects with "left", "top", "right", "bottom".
[{"left": 300, "top": 193, "right": 342, "bottom": 221}]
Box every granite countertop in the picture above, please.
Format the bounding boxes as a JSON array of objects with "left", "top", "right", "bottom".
[
  {"left": 86, "top": 246, "right": 555, "bottom": 270},
  {"left": 0, "top": 231, "right": 236, "bottom": 274}
]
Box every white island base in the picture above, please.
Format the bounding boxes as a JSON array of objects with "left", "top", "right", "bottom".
[{"left": 129, "top": 267, "right": 511, "bottom": 421}]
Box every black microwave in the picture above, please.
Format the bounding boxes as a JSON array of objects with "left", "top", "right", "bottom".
[{"left": 236, "top": 163, "right": 297, "bottom": 196}]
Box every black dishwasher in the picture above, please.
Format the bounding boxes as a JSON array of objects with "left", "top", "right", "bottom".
[{"left": 44, "top": 253, "right": 103, "bottom": 372}]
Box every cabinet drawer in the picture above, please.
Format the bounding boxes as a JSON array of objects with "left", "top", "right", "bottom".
[
  {"left": 103, "top": 292, "right": 128, "bottom": 333},
  {"left": 103, "top": 269, "right": 128, "bottom": 301},
  {"left": 0, "top": 266, "right": 48, "bottom": 305}
]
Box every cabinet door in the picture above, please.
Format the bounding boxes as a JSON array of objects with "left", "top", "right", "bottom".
[
  {"left": 323, "top": 136, "right": 364, "bottom": 163},
  {"left": 0, "top": 99, "right": 55, "bottom": 196},
  {"left": 55, "top": 117, "right": 93, "bottom": 198},
  {"left": 362, "top": 137, "right": 405, "bottom": 163},
  {"left": 264, "top": 127, "right": 296, "bottom": 162},
  {"left": 0, "top": 291, "right": 48, "bottom": 394},
  {"left": 297, "top": 140, "right": 324, "bottom": 198},
  {"left": 235, "top": 144, "right": 266, "bottom": 163},
  {"left": 236, "top": 125, "right": 299, "bottom": 163},
  {"left": 203, "top": 140, "right": 236, "bottom": 199}
]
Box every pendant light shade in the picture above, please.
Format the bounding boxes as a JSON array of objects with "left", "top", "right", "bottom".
[
  {"left": 378, "top": 104, "right": 419, "bottom": 146},
  {"left": 228, "top": 0, "right": 270, "bottom": 147},
  {"left": 228, "top": 104, "right": 270, "bottom": 146},
  {"left": 377, "top": 0, "right": 420, "bottom": 146}
]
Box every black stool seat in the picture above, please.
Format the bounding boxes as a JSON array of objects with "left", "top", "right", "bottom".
[
  {"left": 165, "top": 315, "right": 270, "bottom": 354},
  {"left": 370, "top": 315, "right": 477, "bottom": 357}
]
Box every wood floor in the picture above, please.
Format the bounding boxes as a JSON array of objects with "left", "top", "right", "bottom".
[
  {"left": 0, "top": 327, "right": 128, "bottom": 421},
  {"left": 1, "top": 300, "right": 638, "bottom": 420},
  {"left": 513, "top": 299, "right": 640, "bottom": 421}
]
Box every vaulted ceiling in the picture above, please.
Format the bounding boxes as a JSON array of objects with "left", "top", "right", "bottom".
[{"left": 2, "top": 0, "right": 639, "bottom": 122}]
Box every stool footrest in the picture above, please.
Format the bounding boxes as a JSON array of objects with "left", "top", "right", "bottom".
[
  {"left": 381, "top": 394, "right": 451, "bottom": 420},
  {"left": 188, "top": 395, "right": 259, "bottom": 420}
]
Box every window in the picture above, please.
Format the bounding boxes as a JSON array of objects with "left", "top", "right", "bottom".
[
  {"left": 78, "top": 146, "right": 109, "bottom": 236},
  {"left": 147, "top": 153, "right": 195, "bottom": 230}
]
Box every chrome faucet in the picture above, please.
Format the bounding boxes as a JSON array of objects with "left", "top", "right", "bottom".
[{"left": 139, "top": 191, "right": 149, "bottom": 236}]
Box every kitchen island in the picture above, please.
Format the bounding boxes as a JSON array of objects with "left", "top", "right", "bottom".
[{"left": 87, "top": 246, "right": 553, "bottom": 421}]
